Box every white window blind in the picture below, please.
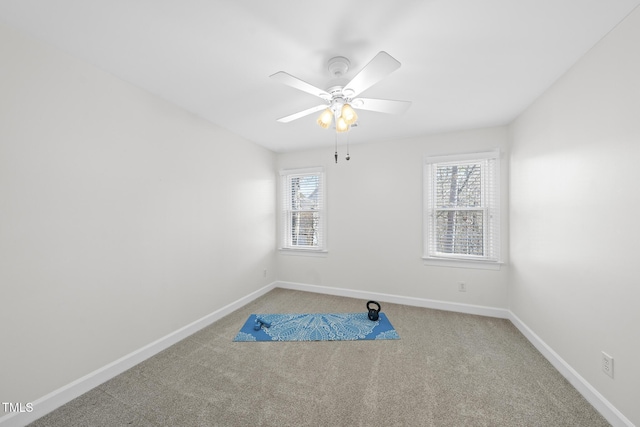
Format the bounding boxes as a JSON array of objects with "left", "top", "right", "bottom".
[
  {"left": 280, "top": 167, "right": 325, "bottom": 250},
  {"left": 424, "top": 151, "right": 500, "bottom": 262}
]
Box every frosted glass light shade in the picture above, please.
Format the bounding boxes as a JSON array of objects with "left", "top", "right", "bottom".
[
  {"left": 336, "top": 116, "right": 349, "bottom": 133},
  {"left": 317, "top": 108, "right": 333, "bottom": 129},
  {"left": 341, "top": 104, "right": 358, "bottom": 125}
]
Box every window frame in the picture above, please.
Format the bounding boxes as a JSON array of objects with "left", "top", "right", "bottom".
[
  {"left": 423, "top": 150, "right": 501, "bottom": 269},
  {"left": 279, "top": 167, "right": 327, "bottom": 254}
]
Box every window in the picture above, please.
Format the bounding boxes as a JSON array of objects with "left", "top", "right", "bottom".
[
  {"left": 280, "top": 167, "right": 326, "bottom": 251},
  {"left": 424, "top": 151, "right": 500, "bottom": 266}
]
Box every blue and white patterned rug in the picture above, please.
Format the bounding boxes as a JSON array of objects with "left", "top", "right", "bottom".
[{"left": 233, "top": 312, "right": 400, "bottom": 342}]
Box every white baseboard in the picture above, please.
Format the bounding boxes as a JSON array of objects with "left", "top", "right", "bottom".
[
  {"left": 275, "top": 280, "right": 510, "bottom": 319},
  {"left": 0, "top": 282, "right": 276, "bottom": 427},
  {"left": 508, "top": 312, "right": 634, "bottom": 427},
  {"left": 2, "top": 281, "right": 632, "bottom": 427}
]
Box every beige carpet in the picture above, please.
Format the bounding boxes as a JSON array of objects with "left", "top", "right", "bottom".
[{"left": 29, "top": 288, "right": 609, "bottom": 426}]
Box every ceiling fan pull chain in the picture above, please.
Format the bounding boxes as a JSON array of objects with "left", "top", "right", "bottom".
[
  {"left": 346, "top": 130, "right": 351, "bottom": 161},
  {"left": 334, "top": 132, "right": 338, "bottom": 163}
]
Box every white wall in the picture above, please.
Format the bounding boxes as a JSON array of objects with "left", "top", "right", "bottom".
[
  {"left": 277, "top": 127, "right": 509, "bottom": 309},
  {"left": 509, "top": 6, "right": 640, "bottom": 426},
  {"left": 0, "top": 22, "right": 276, "bottom": 409}
]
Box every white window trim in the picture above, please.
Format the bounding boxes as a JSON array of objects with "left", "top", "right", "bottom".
[
  {"left": 422, "top": 257, "right": 502, "bottom": 270},
  {"left": 423, "top": 150, "right": 502, "bottom": 270},
  {"left": 278, "top": 248, "right": 328, "bottom": 257},
  {"left": 278, "top": 167, "right": 327, "bottom": 253}
]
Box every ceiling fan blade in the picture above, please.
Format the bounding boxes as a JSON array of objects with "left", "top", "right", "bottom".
[
  {"left": 276, "top": 104, "right": 328, "bottom": 123},
  {"left": 352, "top": 98, "right": 411, "bottom": 114},
  {"left": 270, "top": 71, "right": 331, "bottom": 100},
  {"left": 343, "top": 51, "right": 401, "bottom": 98}
]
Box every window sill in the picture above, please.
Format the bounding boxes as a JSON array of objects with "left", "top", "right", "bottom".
[
  {"left": 422, "top": 257, "right": 503, "bottom": 270},
  {"left": 278, "top": 248, "right": 328, "bottom": 257}
]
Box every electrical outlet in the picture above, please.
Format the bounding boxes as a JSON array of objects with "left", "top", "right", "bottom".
[
  {"left": 263, "top": 269, "right": 267, "bottom": 278},
  {"left": 458, "top": 282, "right": 467, "bottom": 292},
  {"left": 602, "top": 352, "right": 614, "bottom": 378}
]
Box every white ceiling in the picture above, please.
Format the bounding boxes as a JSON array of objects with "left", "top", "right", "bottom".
[{"left": 1, "top": 0, "right": 639, "bottom": 152}]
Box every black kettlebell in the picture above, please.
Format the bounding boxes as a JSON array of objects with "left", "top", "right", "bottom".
[{"left": 367, "top": 301, "right": 381, "bottom": 321}]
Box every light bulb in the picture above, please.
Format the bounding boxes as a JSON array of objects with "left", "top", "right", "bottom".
[
  {"left": 341, "top": 104, "right": 358, "bottom": 125},
  {"left": 317, "top": 108, "right": 333, "bottom": 129}
]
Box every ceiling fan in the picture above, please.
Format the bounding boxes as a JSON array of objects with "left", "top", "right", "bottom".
[{"left": 270, "top": 51, "right": 411, "bottom": 133}]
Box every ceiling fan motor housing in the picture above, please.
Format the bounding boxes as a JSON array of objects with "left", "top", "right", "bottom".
[{"left": 326, "top": 87, "right": 347, "bottom": 116}]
